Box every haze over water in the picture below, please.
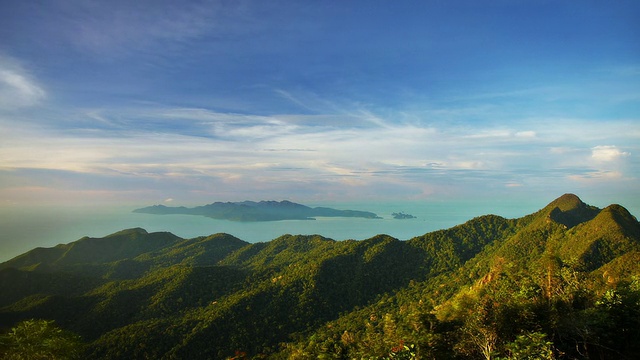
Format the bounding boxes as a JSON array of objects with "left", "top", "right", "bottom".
[
  {"left": 3, "top": 196, "right": 638, "bottom": 263},
  {"left": 1, "top": 1, "right": 638, "bottom": 260}
]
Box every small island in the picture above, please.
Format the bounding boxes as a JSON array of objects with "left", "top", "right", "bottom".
[
  {"left": 134, "top": 200, "right": 381, "bottom": 222},
  {"left": 392, "top": 212, "right": 416, "bottom": 219}
]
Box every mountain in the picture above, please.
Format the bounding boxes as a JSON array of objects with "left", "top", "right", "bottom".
[
  {"left": 1, "top": 194, "right": 639, "bottom": 359},
  {"left": 133, "top": 200, "right": 382, "bottom": 221}
]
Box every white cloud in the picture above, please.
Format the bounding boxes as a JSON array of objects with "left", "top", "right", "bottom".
[
  {"left": 515, "top": 130, "right": 536, "bottom": 138},
  {"left": 549, "top": 147, "right": 574, "bottom": 154},
  {"left": 453, "top": 161, "right": 486, "bottom": 170},
  {"left": 0, "top": 57, "right": 46, "bottom": 109},
  {"left": 464, "top": 129, "right": 512, "bottom": 139},
  {"left": 2, "top": 98, "right": 639, "bottom": 204},
  {"left": 568, "top": 170, "right": 624, "bottom": 182},
  {"left": 461, "top": 129, "right": 536, "bottom": 140},
  {"left": 591, "top": 145, "right": 630, "bottom": 162}
]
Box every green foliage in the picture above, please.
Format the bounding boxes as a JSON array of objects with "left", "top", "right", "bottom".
[
  {"left": 385, "top": 341, "right": 416, "bottom": 359},
  {"left": 501, "top": 332, "right": 554, "bottom": 360},
  {"left": 0, "top": 194, "right": 639, "bottom": 359},
  {"left": 0, "top": 319, "right": 84, "bottom": 359}
]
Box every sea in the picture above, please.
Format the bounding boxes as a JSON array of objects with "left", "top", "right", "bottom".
[{"left": 2, "top": 198, "right": 637, "bottom": 263}]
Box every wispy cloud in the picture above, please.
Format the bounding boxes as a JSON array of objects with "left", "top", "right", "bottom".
[
  {"left": 591, "top": 145, "right": 630, "bottom": 162},
  {"left": 0, "top": 56, "right": 46, "bottom": 110},
  {"left": 2, "top": 96, "right": 638, "bottom": 204},
  {"left": 51, "top": 0, "right": 248, "bottom": 58},
  {"left": 0, "top": 1, "right": 638, "bottom": 206}
]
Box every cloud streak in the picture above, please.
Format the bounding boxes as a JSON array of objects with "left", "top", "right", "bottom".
[
  {"left": 591, "top": 145, "right": 630, "bottom": 162},
  {"left": 50, "top": 0, "right": 249, "bottom": 58},
  {"left": 0, "top": 56, "right": 46, "bottom": 110},
  {"left": 2, "top": 97, "right": 638, "bottom": 205},
  {"left": 0, "top": 1, "right": 638, "bottom": 207}
]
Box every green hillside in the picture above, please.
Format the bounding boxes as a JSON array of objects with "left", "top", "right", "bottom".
[{"left": 1, "top": 194, "right": 639, "bottom": 359}]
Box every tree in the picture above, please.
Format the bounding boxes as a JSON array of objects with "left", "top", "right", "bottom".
[
  {"left": 457, "top": 297, "right": 500, "bottom": 360},
  {"left": 0, "top": 319, "right": 84, "bottom": 360},
  {"left": 501, "top": 332, "right": 554, "bottom": 360}
]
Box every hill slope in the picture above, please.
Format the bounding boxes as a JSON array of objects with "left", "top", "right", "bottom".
[
  {"left": 133, "top": 200, "right": 381, "bottom": 221},
  {"left": 1, "top": 194, "right": 639, "bottom": 359}
]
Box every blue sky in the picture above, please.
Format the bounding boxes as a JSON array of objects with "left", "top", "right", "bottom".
[{"left": 0, "top": 0, "right": 639, "bottom": 210}]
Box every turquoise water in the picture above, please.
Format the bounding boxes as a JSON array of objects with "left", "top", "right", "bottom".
[
  {"left": 0, "top": 200, "right": 531, "bottom": 262},
  {"left": 2, "top": 197, "right": 637, "bottom": 263}
]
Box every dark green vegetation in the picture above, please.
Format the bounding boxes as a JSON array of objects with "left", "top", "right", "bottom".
[
  {"left": 133, "top": 200, "right": 382, "bottom": 221},
  {"left": 1, "top": 194, "right": 639, "bottom": 359},
  {"left": 392, "top": 212, "right": 417, "bottom": 219},
  {"left": 0, "top": 319, "right": 84, "bottom": 359}
]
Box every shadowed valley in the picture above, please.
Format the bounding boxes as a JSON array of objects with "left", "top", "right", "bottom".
[{"left": 1, "top": 194, "right": 639, "bottom": 359}]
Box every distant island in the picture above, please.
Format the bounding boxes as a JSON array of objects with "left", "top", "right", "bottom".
[
  {"left": 133, "top": 200, "right": 381, "bottom": 222},
  {"left": 392, "top": 211, "right": 416, "bottom": 219},
  {"left": 2, "top": 194, "right": 640, "bottom": 359}
]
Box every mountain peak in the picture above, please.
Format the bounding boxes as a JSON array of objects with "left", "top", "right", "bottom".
[
  {"left": 548, "top": 193, "right": 584, "bottom": 211},
  {"left": 544, "top": 194, "right": 600, "bottom": 229},
  {"left": 106, "top": 228, "right": 149, "bottom": 237},
  {"left": 592, "top": 204, "right": 640, "bottom": 239}
]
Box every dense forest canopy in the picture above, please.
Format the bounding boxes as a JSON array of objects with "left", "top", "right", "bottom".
[{"left": 1, "top": 194, "right": 639, "bottom": 359}]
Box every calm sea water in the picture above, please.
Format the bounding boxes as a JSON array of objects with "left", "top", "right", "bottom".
[
  {"left": 2, "top": 198, "right": 637, "bottom": 263},
  {"left": 0, "top": 200, "right": 528, "bottom": 262}
]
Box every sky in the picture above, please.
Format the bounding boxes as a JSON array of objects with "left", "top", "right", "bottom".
[{"left": 0, "top": 1, "right": 639, "bottom": 211}]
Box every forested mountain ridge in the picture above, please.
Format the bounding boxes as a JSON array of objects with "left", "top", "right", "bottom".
[
  {"left": 1, "top": 194, "right": 639, "bottom": 359},
  {"left": 281, "top": 194, "right": 640, "bottom": 359}
]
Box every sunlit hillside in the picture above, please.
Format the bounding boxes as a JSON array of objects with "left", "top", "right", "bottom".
[{"left": 1, "top": 194, "right": 639, "bottom": 359}]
